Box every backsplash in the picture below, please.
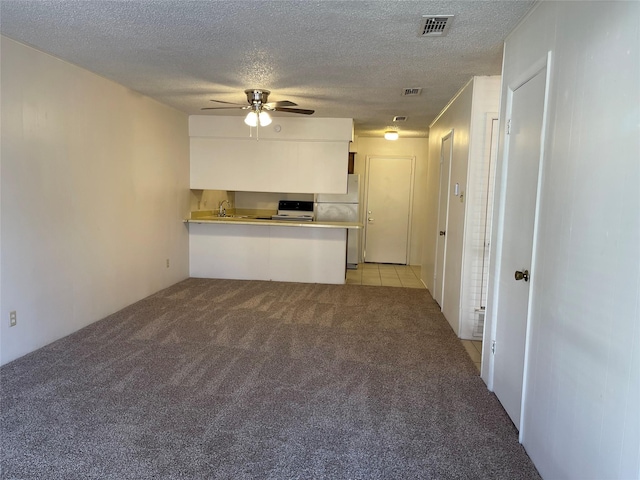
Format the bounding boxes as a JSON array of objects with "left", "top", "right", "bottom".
[
  {"left": 234, "top": 191, "right": 314, "bottom": 210},
  {"left": 190, "top": 190, "right": 314, "bottom": 212},
  {"left": 190, "top": 189, "right": 235, "bottom": 212}
]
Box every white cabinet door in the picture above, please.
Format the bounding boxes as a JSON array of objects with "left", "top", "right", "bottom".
[
  {"left": 190, "top": 138, "right": 348, "bottom": 193},
  {"left": 189, "top": 117, "right": 353, "bottom": 194}
]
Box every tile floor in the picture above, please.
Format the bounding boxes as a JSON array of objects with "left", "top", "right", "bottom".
[
  {"left": 460, "top": 340, "right": 483, "bottom": 372},
  {"left": 348, "top": 263, "right": 482, "bottom": 373},
  {"left": 346, "top": 263, "right": 425, "bottom": 289}
]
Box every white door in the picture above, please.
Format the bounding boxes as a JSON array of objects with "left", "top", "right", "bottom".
[
  {"left": 434, "top": 133, "right": 453, "bottom": 307},
  {"left": 364, "top": 156, "right": 414, "bottom": 264},
  {"left": 493, "top": 68, "right": 547, "bottom": 429}
]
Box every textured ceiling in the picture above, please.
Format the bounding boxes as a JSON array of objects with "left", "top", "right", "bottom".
[{"left": 0, "top": 1, "right": 535, "bottom": 138}]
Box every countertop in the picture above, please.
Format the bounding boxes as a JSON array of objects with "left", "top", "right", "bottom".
[{"left": 185, "top": 210, "right": 362, "bottom": 229}]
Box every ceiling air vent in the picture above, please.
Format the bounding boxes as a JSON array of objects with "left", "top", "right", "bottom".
[
  {"left": 393, "top": 116, "right": 408, "bottom": 122},
  {"left": 402, "top": 88, "right": 422, "bottom": 96},
  {"left": 419, "top": 15, "right": 454, "bottom": 37}
]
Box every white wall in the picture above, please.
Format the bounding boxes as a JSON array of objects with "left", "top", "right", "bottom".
[
  {"left": 459, "top": 77, "right": 501, "bottom": 339},
  {"left": 423, "top": 77, "right": 500, "bottom": 337},
  {"left": 422, "top": 81, "right": 474, "bottom": 335},
  {"left": 352, "top": 137, "right": 429, "bottom": 266},
  {"left": 486, "top": 2, "right": 639, "bottom": 478},
  {"left": 0, "top": 37, "right": 190, "bottom": 365}
]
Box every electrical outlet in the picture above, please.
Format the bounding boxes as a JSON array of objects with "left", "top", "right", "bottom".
[
  {"left": 9, "top": 311, "right": 17, "bottom": 327},
  {"left": 166, "top": 258, "right": 170, "bottom": 268}
]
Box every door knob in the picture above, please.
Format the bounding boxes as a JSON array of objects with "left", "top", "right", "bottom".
[
  {"left": 514, "top": 269, "right": 529, "bottom": 282},
  {"left": 439, "top": 231, "right": 446, "bottom": 236},
  {"left": 368, "top": 217, "right": 374, "bottom": 222}
]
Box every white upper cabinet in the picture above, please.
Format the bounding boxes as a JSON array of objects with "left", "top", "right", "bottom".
[{"left": 190, "top": 116, "right": 353, "bottom": 193}]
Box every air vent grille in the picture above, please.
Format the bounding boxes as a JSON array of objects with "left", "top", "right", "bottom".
[
  {"left": 393, "top": 116, "right": 408, "bottom": 122},
  {"left": 402, "top": 88, "right": 422, "bottom": 96},
  {"left": 420, "top": 15, "right": 454, "bottom": 37}
]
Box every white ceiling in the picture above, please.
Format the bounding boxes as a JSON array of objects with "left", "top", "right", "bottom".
[{"left": 0, "top": 1, "right": 536, "bottom": 138}]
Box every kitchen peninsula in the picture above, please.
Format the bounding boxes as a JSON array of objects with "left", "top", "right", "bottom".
[
  {"left": 186, "top": 211, "right": 361, "bottom": 284},
  {"left": 187, "top": 115, "right": 357, "bottom": 284}
]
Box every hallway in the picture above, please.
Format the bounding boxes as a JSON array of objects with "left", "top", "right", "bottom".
[{"left": 347, "top": 263, "right": 482, "bottom": 372}]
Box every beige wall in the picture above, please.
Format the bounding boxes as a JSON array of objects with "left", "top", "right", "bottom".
[
  {"left": 0, "top": 37, "right": 191, "bottom": 365},
  {"left": 352, "top": 137, "right": 429, "bottom": 266}
]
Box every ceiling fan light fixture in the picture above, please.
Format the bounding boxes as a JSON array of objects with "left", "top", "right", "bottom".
[
  {"left": 384, "top": 130, "right": 399, "bottom": 141},
  {"left": 244, "top": 111, "right": 258, "bottom": 127},
  {"left": 259, "top": 111, "right": 272, "bottom": 126},
  {"left": 244, "top": 109, "right": 272, "bottom": 127}
]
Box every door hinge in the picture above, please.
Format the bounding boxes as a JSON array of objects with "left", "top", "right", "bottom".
[
  {"left": 506, "top": 119, "right": 511, "bottom": 135},
  {"left": 491, "top": 340, "right": 496, "bottom": 355}
]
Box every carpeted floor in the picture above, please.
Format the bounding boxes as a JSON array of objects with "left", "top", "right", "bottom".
[{"left": 1, "top": 278, "right": 540, "bottom": 479}]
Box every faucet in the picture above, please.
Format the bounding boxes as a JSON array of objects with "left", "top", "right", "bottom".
[{"left": 218, "top": 200, "right": 230, "bottom": 217}]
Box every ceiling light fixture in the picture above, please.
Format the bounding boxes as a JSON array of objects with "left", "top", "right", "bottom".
[
  {"left": 244, "top": 108, "right": 272, "bottom": 127},
  {"left": 244, "top": 111, "right": 258, "bottom": 127},
  {"left": 384, "top": 130, "right": 399, "bottom": 141},
  {"left": 258, "top": 111, "right": 272, "bottom": 126}
]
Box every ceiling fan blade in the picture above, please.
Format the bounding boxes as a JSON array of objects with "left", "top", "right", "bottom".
[
  {"left": 265, "top": 100, "right": 297, "bottom": 108},
  {"left": 273, "top": 107, "right": 315, "bottom": 115},
  {"left": 209, "top": 99, "right": 246, "bottom": 106},
  {"left": 200, "top": 106, "right": 246, "bottom": 110}
]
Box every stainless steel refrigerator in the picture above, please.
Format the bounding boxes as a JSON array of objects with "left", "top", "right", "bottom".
[{"left": 316, "top": 174, "right": 360, "bottom": 269}]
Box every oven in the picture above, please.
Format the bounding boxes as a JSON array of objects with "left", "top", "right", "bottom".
[{"left": 272, "top": 200, "right": 315, "bottom": 221}]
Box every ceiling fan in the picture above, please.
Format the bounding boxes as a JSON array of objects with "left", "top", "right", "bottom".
[{"left": 202, "top": 89, "right": 314, "bottom": 126}]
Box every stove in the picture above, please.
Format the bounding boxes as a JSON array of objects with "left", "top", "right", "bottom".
[{"left": 272, "top": 200, "right": 315, "bottom": 221}]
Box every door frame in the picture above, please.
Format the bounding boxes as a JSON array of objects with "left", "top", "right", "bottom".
[
  {"left": 479, "top": 114, "right": 499, "bottom": 311},
  {"left": 484, "top": 51, "right": 553, "bottom": 439},
  {"left": 362, "top": 155, "right": 416, "bottom": 264},
  {"left": 434, "top": 130, "right": 454, "bottom": 307}
]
